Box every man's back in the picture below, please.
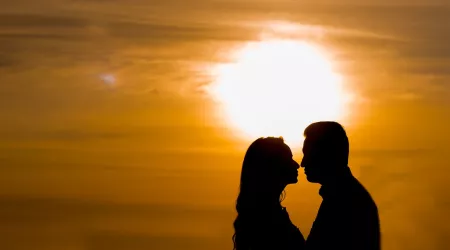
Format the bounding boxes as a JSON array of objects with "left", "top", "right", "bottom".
[{"left": 306, "top": 168, "right": 381, "bottom": 250}]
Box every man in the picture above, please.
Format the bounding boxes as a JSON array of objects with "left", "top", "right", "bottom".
[{"left": 301, "top": 121, "right": 381, "bottom": 250}]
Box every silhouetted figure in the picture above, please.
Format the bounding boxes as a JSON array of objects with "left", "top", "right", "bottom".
[
  {"left": 233, "top": 137, "right": 306, "bottom": 250},
  {"left": 301, "top": 122, "right": 381, "bottom": 250}
]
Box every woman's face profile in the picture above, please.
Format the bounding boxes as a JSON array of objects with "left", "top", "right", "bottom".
[{"left": 274, "top": 144, "right": 300, "bottom": 185}]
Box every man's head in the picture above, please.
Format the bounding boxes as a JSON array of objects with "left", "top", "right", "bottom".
[{"left": 301, "top": 121, "right": 349, "bottom": 184}]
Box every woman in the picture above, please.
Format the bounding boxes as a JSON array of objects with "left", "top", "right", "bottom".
[{"left": 233, "top": 137, "right": 305, "bottom": 250}]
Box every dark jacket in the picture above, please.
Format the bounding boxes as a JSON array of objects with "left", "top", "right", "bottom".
[{"left": 306, "top": 167, "right": 381, "bottom": 250}]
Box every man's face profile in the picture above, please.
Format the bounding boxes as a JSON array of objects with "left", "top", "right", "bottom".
[{"left": 301, "top": 137, "right": 327, "bottom": 183}]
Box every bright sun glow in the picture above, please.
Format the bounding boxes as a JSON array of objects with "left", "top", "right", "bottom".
[{"left": 208, "top": 39, "right": 350, "bottom": 147}]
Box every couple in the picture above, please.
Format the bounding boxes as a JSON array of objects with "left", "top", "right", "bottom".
[{"left": 232, "top": 121, "right": 381, "bottom": 250}]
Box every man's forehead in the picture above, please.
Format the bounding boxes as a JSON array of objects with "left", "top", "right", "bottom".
[
  {"left": 303, "top": 137, "right": 327, "bottom": 150},
  {"left": 304, "top": 137, "right": 321, "bottom": 145}
]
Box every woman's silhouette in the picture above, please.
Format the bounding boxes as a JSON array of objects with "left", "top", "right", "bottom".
[{"left": 233, "top": 137, "right": 305, "bottom": 250}]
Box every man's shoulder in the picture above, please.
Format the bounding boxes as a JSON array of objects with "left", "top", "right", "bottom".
[
  {"left": 323, "top": 176, "right": 377, "bottom": 208},
  {"left": 348, "top": 178, "right": 378, "bottom": 210}
]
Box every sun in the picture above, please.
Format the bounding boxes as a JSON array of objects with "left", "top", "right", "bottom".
[{"left": 207, "top": 39, "right": 350, "bottom": 147}]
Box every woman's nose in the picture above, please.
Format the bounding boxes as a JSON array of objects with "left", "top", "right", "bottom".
[{"left": 300, "top": 158, "right": 305, "bottom": 168}]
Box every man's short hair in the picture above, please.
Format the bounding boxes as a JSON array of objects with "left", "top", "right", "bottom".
[{"left": 304, "top": 121, "right": 349, "bottom": 165}]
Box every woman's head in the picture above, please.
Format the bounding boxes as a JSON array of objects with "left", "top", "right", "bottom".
[{"left": 240, "top": 137, "right": 299, "bottom": 193}]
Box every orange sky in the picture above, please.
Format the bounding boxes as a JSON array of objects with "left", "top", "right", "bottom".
[{"left": 0, "top": 1, "right": 449, "bottom": 250}]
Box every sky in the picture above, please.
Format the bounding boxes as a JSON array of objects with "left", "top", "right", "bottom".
[{"left": 1, "top": 0, "right": 450, "bottom": 249}]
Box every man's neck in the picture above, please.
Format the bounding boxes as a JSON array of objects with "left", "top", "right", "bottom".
[{"left": 319, "top": 165, "right": 352, "bottom": 186}]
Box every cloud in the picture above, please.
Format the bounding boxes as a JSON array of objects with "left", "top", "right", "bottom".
[
  {"left": 0, "top": 13, "right": 87, "bottom": 29},
  {"left": 399, "top": 62, "right": 450, "bottom": 77},
  {"left": 99, "top": 74, "right": 116, "bottom": 86},
  {"left": 149, "top": 88, "right": 160, "bottom": 95},
  {"left": 86, "top": 233, "right": 223, "bottom": 250},
  {"left": 0, "top": 125, "right": 241, "bottom": 154},
  {"left": 105, "top": 20, "right": 257, "bottom": 45},
  {"left": 0, "top": 56, "right": 16, "bottom": 69},
  {"left": 0, "top": 195, "right": 229, "bottom": 221},
  {"left": 0, "top": 128, "right": 129, "bottom": 143},
  {"left": 0, "top": 2, "right": 449, "bottom": 128},
  {"left": 0, "top": 195, "right": 232, "bottom": 250},
  {"left": 395, "top": 92, "right": 423, "bottom": 101}
]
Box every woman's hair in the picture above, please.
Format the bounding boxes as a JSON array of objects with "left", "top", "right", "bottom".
[{"left": 232, "top": 137, "right": 288, "bottom": 250}]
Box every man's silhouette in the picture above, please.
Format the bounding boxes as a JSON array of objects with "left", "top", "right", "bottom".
[{"left": 301, "top": 121, "right": 381, "bottom": 250}]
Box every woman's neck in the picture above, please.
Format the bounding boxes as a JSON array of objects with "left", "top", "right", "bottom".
[{"left": 255, "top": 184, "right": 285, "bottom": 209}]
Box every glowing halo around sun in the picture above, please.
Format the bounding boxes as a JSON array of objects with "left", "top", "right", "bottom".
[{"left": 207, "top": 39, "right": 351, "bottom": 147}]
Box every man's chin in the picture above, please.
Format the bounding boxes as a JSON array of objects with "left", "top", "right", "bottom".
[{"left": 306, "top": 175, "right": 320, "bottom": 183}]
